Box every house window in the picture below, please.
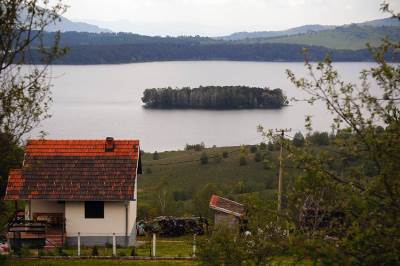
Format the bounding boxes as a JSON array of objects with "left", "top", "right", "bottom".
[{"left": 84, "top": 201, "right": 104, "bottom": 219}]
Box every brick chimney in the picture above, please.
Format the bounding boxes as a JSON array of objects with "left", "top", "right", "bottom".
[{"left": 105, "top": 137, "right": 115, "bottom": 152}]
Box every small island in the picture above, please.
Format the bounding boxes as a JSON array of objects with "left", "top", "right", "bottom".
[{"left": 142, "top": 86, "right": 288, "bottom": 109}]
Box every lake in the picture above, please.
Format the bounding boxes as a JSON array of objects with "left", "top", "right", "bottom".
[{"left": 29, "top": 61, "right": 376, "bottom": 152}]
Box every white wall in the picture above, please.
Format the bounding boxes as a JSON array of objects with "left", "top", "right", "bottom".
[{"left": 65, "top": 201, "right": 136, "bottom": 237}]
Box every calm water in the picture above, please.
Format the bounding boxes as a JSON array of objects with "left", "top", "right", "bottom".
[{"left": 29, "top": 61, "right": 376, "bottom": 152}]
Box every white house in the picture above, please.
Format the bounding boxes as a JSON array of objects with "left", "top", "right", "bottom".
[{"left": 5, "top": 137, "right": 142, "bottom": 247}]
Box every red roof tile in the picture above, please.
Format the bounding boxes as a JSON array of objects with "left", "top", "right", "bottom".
[
  {"left": 209, "top": 195, "right": 245, "bottom": 217},
  {"left": 4, "top": 139, "right": 141, "bottom": 201}
]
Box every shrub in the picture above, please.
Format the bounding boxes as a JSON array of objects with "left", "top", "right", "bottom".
[
  {"left": 254, "top": 152, "right": 262, "bottom": 162},
  {"left": 118, "top": 250, "right": 126, "bottom": 257},
  {"left": 222, "top": 151, "right": 229, "bottom": 158},
  {"left": 92, "top": 245, "right": 99, "bottom": 256},
  {"left": 250, "top": 145, "right": 258, "bottom": 153},
  {"left": 259, "top": 142, "right": 267, "bottom": 150},
  {"left": 152, "top": 151, "right": 160, "bottom": 160},
  {"left": 239, "top": 156, "right": 247, "bottom": 166},
  {"left": 200, "top": 152, "right": 209, "bottom": 165}
]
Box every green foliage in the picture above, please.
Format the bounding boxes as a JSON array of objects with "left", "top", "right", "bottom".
[
  {"left": 263, "top": 159, "right": 273, "bottom": 170},
  {"left": 200, "top": 152, "right": 209, "bottom": 165},
  {"left": 152, "top": 151, "right": 160, "bottom": 160},
  {"left": 222, "top": 151, "right": 229, "bottom": 158},
  {"left": 307, "top": 131, "right": 330, "bottom": 146},
  {"left": 278, "top": 17, "right": 400, "bottom": 264},
  {"left": 259, "top": 142, "right": 267, "bottom": 150},
  {"left": 292, "top": 132, "right": 305, "bottom": 147},
  {"left": 254, "top": 152, "right": 262, "bottom": 162},
  {"left": 193, "top": 183, "right": 220, "bottom": 218},
  {"left": 239, "top": 156, "right": 247, "bottom": 166},
  {"left": 142, "top": 86, "right": 288, "bottom": 109},
  {"left": 250, "top": 145, "right": 258, "bottom": 153}
]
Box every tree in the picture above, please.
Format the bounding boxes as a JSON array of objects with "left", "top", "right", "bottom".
[
  {"left": 0, "top": 0, "right": 67, "bottom": 142},
  {"left": 152, "top": 151, "right": 160, "bottom": 160},
  {"left": 0, "top": 0, "right": 67, "bottom": 225},
  {"left": 154, "top": 178, "right": 169, "bottom": 215},
  {"left": 200, "top": 152, "right": 209, "bottom": 165},
  {"left": 292, "top": 132, "right": 305, "bottom": 147},
  {"left": 192, "top": 183, "right": 220, "bottom": 218}
]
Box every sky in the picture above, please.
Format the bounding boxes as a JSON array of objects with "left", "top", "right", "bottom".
[{"left": 54, "top": 0, "right": 400, "bottom": 36}]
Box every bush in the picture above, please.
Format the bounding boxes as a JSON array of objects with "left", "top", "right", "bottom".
[
  {"left": 239, "top": 156, "right": 247, "bottom": 166},
  {"left": 259, "top": 142, "right": 267, "bottom": 150},
  {"left": 118, "top": 250, "right": 126, "bottom": 257},
  {"left": 222, "top": 151, "right": 229, "bottom": 158},
  {"left": 250, "top": 145, "right": 258, "bottom": 153},
  {"left": 254, "top": 152, "right": 262, "bottom": 162},
  {"left": 200, "top": 152, "right": 209, "bottom": 165},
  {"left": 152, "top": 151, "right": 160, "bottom": 160},
  {"left": 92, "top": 245, "right": 99, "bottom": 256}
]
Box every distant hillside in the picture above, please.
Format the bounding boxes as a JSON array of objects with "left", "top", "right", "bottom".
[
  {"left": 357, "top": 17, "right": 400, "bottom": 27},
  {"left": 219, "top": 24, "right": 334, "bottom": 41},
  {"left": 45, "top": 15, "right": 112, "bottom": 33},
  {"left": 218, "top": 17, "right": 400, "bottom": 49},
  {"left": 246, "top": 25, "right": 400, "bottom": 50}
]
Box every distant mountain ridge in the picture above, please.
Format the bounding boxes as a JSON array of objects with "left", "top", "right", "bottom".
[
  {"left": 219, "top": 17, "right": 400, "bottom": 41},
  {"left": 45, "top": 15, "right": 112, "bottom": 33},
  {"left": 219, "top": 24, "right": 335, "bottom": 41}
]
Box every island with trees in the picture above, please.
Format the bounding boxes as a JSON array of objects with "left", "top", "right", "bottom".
[{"left": 141, "top": 86, "right": 288, "bottom": 109}]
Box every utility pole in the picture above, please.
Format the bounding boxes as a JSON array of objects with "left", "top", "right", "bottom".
[{"left": 276, "top": 128, "right": 291, "bottom": 220}]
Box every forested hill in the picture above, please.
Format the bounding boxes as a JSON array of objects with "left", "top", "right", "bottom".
[
  {"left": 26, "top": 31, "right": 397, "bottom": 64},
  {"left": 141, "top": 86, "right": 288, "bottom": 109}
]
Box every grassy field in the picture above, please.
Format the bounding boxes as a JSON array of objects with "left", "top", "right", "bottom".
[
  {"left": 0, "top": 258, "right": 195, "bottom": 266},
  {"left": 138, "top": 144, "right": 292, "bottom": 218}
]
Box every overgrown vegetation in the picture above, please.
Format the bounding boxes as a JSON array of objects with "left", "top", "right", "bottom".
[{"left": 197, "top": 4, "right": 400, "bottom": 265}]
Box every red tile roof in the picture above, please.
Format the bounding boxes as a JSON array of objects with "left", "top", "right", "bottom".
[
  {"left": 209, "top": 195, "right": 245, "bottom": 217},
  {"left": 4, "top": 139, "right": 141, "bottom": 201}
]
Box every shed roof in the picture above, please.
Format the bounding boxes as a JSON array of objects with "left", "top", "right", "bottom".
[
  {"left": 4, "top": 139, "right": 141, "bottom": 201},
  {"left": 209, "top": 195, "right": 245, "bottom": 217}
]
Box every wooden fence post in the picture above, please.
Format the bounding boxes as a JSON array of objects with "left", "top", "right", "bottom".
[
  {"left": 77, "top": 232, "right": 80, "bottom": 256},
  {"left": 113, "top": 233, "right": 116, "bottom": 256}
]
